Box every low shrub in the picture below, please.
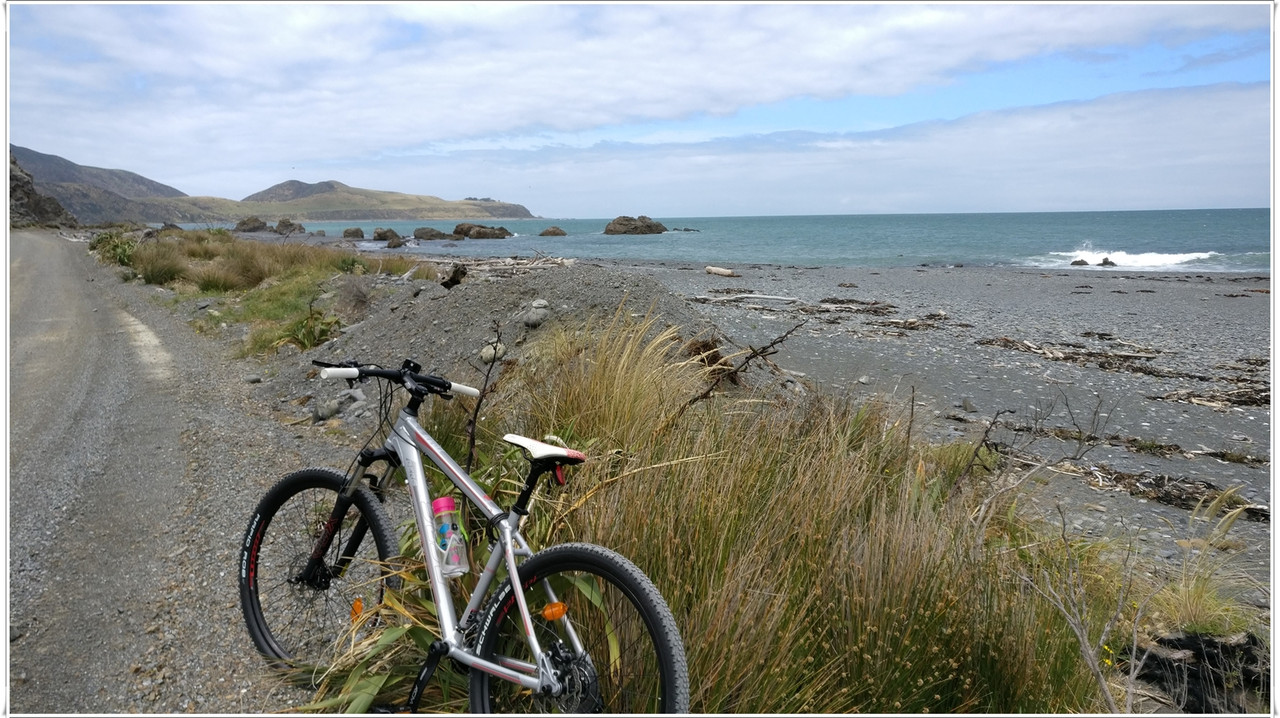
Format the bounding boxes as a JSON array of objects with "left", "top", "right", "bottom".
[
  {"left": 89, "top": 231, "right": 136, "bottom": 266},
  {"left": 275, "top": 305, "right": 342, "bottom": 351}
]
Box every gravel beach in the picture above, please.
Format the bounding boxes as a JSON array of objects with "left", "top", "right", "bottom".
[
  {"left": 602, "top": 259, "right": 1272, "bottom": 589},
  {"left": 8, "top": 229, "right": 1271, "bottom": 713}
]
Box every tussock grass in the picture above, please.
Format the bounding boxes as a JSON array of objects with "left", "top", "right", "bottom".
[
  {"left": 305, "top": 312, "right": 1133, "bottom": 713},
  {"left": 188, "top": 264, "right": 242, "bottom": 293},
  {"left": 1153, "top": 488, "right": 1259, "bottom": 636},
  {"left": 131, "top": 241, "right": 187, "bottom": 285}
]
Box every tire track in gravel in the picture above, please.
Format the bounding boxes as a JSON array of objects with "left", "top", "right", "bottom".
[
  {"left": 7, "top": 230, "right": 312, "bottom": 712},
  {"left": 8, "top": 229, "right": 188, "bottom": 710}
]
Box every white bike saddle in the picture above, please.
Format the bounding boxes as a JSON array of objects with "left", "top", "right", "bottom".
[{"left": 502, "top": 434, "right": 587, "bottom": 464}]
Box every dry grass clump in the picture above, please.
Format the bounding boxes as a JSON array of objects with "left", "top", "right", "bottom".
[
  {"left": 305, "top": 311, "right": 1124, "bottom": 713},
  {"left": 1152, "top": 488, "right": 1260, "bottom": 636},
  {"left": 129, "top": 240, "right": 187, "bottom": 285}
]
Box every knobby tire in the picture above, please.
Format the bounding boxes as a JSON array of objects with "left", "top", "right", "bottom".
[
  {"left": 238, "top": 468, "right": 401, "bottom": 677},
  {"left": 468, "top": 543, "right": 690, "bottom": 713}
]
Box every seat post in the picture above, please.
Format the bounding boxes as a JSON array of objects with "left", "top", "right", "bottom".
[{"left": 511, "top": 460, "right": 554, "bottom": 517}]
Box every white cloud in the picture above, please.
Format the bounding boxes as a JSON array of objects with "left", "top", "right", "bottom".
[
  {"left": 8, "top": 4, "right": 1269, "bottom": 214},
  {"left": 342, "top": 82, "right": 1265, "bottom": 217}
]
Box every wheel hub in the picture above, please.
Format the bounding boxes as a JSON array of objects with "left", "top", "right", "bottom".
[{"left": 538, "top": 643, "right": 602, "bottom": 713}]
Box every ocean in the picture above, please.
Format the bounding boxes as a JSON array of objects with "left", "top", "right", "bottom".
[{"left": 206, "top": 208, "right": 1272, "bottom": 273}]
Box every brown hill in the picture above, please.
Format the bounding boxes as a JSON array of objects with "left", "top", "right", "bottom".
[
  {"left": 10, "top": 147, "right": 536, "bottom": 224},
  {"left": 10, "top": 145, "right": 186, "bottom": 199},
  {"left": 241, "top": 180, "right": 350, "bottom": 202}
]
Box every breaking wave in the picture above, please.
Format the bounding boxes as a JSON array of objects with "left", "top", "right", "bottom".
[{"left": 1035, "top": 247, "right": 1223, "bottom": 271}]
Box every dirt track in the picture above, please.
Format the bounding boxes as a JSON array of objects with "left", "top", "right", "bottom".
[{"left": 8, "top": 229, "right": 314, "bottom": 712}]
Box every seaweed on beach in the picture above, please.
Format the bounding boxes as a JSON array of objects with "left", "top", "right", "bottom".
[
  {"left": 975, "top": 335, "right": 1244, "bottom": 384},
  {"left": 1149, "top": 386, "right": 1270, "bottom": 409}
]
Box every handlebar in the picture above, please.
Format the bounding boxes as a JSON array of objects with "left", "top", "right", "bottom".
[
  {"left": 316, "top": 362, "right": 480, "bottom": 398},
  {"left": 318, "top": 367, "right": 360, "bottom": 380}
]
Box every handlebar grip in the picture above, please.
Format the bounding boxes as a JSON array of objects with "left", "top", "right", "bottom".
[
  {"left": 449, "top": 382, "right": 481, "bottom": 398},
  {"left": 320, "top": 367, "right": 360, "bottom": 380}
]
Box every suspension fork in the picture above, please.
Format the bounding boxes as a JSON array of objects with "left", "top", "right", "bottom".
[
  {"left": 293, "top": 449, "right": 398, "bottom": 588},
  {"left": 292, "top": 493, "right": 358, "bottom": 589}
]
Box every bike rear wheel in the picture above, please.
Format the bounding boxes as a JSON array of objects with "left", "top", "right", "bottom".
[
  {"left": 469, "top": 543, "right": 689, "bottom": 713},
  {"left": 238, "top": 468, "right": 401, "bottom": 673}
]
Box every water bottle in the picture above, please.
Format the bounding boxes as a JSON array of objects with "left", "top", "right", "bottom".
[{"left": 431, "top": 496, "right": 468, "bottom": 578}]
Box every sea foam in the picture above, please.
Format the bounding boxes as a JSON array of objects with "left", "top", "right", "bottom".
[{"left": 1045, "top": 249, "right": 1221, "bottom": 270}]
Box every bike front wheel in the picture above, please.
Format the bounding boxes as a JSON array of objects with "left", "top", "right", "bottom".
[
  {"left": 469, "top": 543, "right": 690, "bottom": 713},
  {"left": 238, "top": 468, "right": 401, "bottom": 673}
]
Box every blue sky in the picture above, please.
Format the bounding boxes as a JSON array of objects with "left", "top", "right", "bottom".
[{"left": 7, "top": 3, "right": 1271, "bottom": 218}]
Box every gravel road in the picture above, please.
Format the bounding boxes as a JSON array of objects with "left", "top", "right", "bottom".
[{"left": 9, "top": 229, "right": 317, "bottom": 713}]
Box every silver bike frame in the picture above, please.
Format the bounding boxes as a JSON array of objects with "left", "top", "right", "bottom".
[{"left": 383, "top": 405, "right": 567, "bottom": 693}]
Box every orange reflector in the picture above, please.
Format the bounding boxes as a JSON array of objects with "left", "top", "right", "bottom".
[
  {"left": 350, "top": 597, "right": 364, "bottom": 622},
  {"left": 541, "top": 602, "right": 567, "bottom": 621}
]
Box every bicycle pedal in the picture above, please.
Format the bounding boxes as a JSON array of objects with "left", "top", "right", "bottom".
[{"left": 368, "top": 704, "right": 405, "bottom": 714}]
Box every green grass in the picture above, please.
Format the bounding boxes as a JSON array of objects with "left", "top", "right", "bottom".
[{"left": 89, "top": 230, "right": 137, "bottom": 266}]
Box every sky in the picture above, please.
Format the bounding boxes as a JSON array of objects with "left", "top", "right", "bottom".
[{"left": 6, "top": 2, "right": 1273, "bottom": 218}]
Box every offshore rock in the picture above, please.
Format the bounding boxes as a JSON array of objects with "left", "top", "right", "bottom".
[
  {"left": 273, "top": 218, "right": 304, "bottom": 236},
  {"left": 453, "top": 222, "right": 512, "bottom": 239},
  {"left": 234, "top": 216, "right": 267, "bottom": 233},
  {"left": 414, "top": 227, "right": 452, "bottom": 240},
  {"left": 604, "top": 215, "right": 667, "bottom": 235}
]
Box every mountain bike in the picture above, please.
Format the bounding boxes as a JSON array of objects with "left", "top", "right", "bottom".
[{"left": 237, "top": 358, "right": 689, "bottom": 713}]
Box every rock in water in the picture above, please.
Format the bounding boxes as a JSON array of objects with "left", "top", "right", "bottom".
[
  {"left": 453, "top": 223, "right": 512, "bottom": 239},
  {"left": 604, "top": 215, "right": 667, "bottom": 235},
  {"left": 414, "top": 227, "right": 451, "bottom": 240},
  {"left": 234, "top": 216, "right": 267, "bottom": 232}
]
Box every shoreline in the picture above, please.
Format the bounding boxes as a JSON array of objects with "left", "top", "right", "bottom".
[
  {"left": 228, "top": 226, "right": 1272, "bottom": 276},
  {"left": 236, "top": 229, "right": 1275, "bottom": 526}
]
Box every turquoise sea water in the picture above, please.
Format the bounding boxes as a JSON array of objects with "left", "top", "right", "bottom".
[{"left": 205, "top": 208, "right": 1272, "bottom": 272}]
